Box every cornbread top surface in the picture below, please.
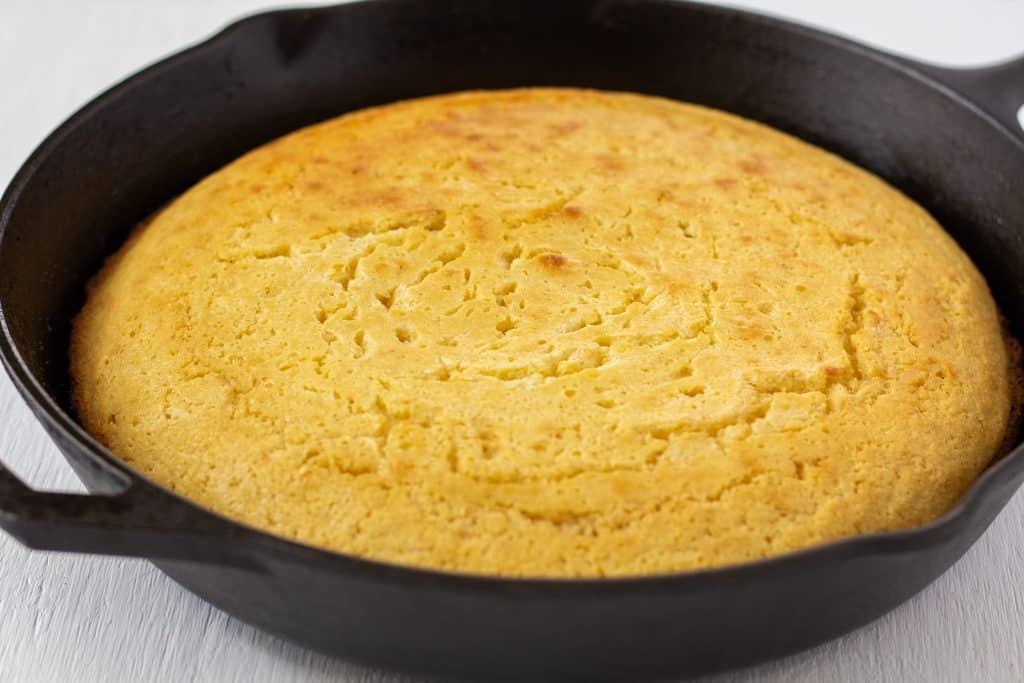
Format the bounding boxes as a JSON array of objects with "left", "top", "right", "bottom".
[{"left": 71, "top": 89, "right": 1014, "bottom": 577}]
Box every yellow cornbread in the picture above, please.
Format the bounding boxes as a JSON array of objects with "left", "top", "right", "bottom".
[{"left": 71, "top": 88, "right": 1017, "bottom": 577}]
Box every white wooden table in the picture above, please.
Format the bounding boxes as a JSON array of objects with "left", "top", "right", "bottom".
[{"left": 1, "top": 2, "right": 1022, "bottom": 681}]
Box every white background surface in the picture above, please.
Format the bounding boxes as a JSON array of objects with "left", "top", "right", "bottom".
[{"left": 1, "top": 1, "right": 1022, "bottom": 681}]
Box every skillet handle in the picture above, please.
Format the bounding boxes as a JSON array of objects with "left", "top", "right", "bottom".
[
  {"left": 908, "top": 54, "right": 1024, "bottom": 140},
  {"left": 0, "top": 457, "right": 263, "bottom": 570}
]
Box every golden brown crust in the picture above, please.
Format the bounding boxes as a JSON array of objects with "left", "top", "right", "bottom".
[
  {"left": 71, "top": 88, "right": 1017, "bottom": 576},
  {"left": 997, "top": 324, "right": 1024, "bottom": 460}
]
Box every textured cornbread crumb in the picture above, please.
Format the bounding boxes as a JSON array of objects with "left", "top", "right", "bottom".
[{"left": 71, "top": 88, "right": 1016, "bottom": 576}]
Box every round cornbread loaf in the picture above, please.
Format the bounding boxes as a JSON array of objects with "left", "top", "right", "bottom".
[{"left": 71, "top": 88, "right": 1017, "bottom": 576}]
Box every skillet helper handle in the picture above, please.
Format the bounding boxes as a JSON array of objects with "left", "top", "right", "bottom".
[
  {"left": 0, "top": 457, "right": 262, "bottom": 569},
  {"left": 912, "top": 54, "right": 1024, "bottom": 140}
]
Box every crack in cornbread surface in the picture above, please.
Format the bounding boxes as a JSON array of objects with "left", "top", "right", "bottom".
[{"left": 71, "top": 88, "right": 1015, "bottom": 576}]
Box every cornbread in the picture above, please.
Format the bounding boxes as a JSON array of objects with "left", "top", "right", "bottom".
[{"left": 71, "top": 89, "right": 1017, "bottom": 577}]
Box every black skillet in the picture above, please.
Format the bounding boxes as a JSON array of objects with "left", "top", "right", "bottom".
[{"left": 1, "top": 1, "right": 1023, "bottom": 680}]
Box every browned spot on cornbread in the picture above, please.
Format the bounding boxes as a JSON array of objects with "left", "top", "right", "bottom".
[
  {"left": 739, "top": 157, "right": 768, "bottom": 175},
  {"left": 538, "top": 252, "right": 568, "bottom": 269}
]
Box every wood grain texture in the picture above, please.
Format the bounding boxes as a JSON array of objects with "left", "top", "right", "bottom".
[{"left": 1, "top": 1, "right": 1022, "bottom": 681}]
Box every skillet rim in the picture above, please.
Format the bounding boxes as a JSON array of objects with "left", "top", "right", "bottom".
[{"left": 1, "top": 0, "right": 1022, "bottom": 591}]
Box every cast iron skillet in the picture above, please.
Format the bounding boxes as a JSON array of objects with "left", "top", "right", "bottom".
[{"left": 1, "top": 1, "right": 1022, "bottom": 680}]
